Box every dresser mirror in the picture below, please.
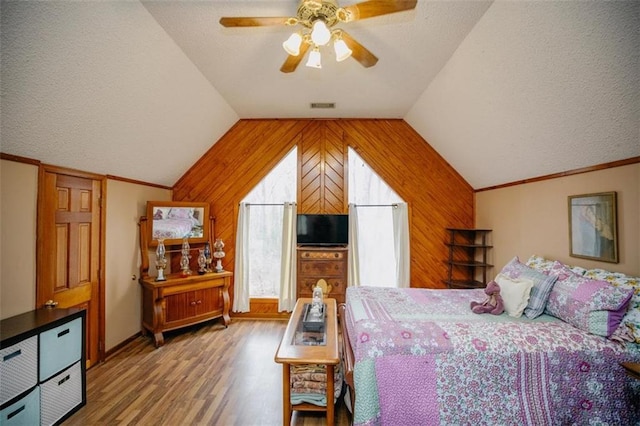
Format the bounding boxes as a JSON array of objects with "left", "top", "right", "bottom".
[{"left": 146, "top": 201, "right": 210, "bottom": 247}]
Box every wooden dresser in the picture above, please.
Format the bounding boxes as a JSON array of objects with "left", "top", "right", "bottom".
[
  {"left": 138, "top": 212, "right": 231, "bottom": 348},
  {"left": 140, "top": 272, "right": 231, "bottom": 348},
  {"left": 297, "top": 246, "right": 348, "bottom": 304}
]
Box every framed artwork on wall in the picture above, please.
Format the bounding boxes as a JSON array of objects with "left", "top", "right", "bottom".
[{"left": 568, "top": 192, "right": 618, "bottom": 263}]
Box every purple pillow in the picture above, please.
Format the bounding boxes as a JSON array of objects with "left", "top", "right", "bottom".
[{"left": 545, "top": 262, "right": 633, "bottom": 337}]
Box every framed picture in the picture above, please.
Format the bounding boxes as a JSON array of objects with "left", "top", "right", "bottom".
[{"left": 568, "top": 192, "right": 618, "bottom": 263}]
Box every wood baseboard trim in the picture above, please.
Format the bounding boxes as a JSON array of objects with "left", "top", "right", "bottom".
[
  {"left": 231, "top": 312, "right": 291, "bottom": 321},
  {"left": 105, "top": 332, "right": 141, "bottom": 361}
]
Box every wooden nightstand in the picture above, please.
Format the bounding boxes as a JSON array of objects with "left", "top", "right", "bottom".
[{"left": 621, "top": 362, "right": 640, "bottom": 380}]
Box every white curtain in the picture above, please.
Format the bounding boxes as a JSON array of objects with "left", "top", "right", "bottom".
[
  {"left": 347, "top": 203, "right": 361, "bottom": 287},
  {"left": 279, "top": 202, "right": 297, "bottom": 312},
  {"left": 233, "top": 203, "right": 251, "bottom": 312},
  {"left": 392, "top": 203, "right": 410, "bottom": 288}
]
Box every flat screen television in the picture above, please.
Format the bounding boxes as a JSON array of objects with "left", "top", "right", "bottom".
[{"left": 297, "top": 214, "right": 348, "bottom": 246}]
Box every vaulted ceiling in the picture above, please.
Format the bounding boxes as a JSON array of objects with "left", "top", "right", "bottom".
[{"left": 1, "top": 1, "right": 638, "bottom": 189}]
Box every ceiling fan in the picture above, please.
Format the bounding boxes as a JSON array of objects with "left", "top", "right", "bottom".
[{"left": 219, "top": 0, "right": 417, "bottom": 73}]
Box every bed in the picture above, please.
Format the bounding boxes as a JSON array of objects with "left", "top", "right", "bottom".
[{"left": 339, "top": 256, "right": 640, "bottom": 425}]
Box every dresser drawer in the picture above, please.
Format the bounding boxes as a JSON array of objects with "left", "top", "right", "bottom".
[
  {"left": 39, "top": 318, "right": 82, "bottom": 382},
  {"left": 0, "top": 386, "right": 40, "bottom": 426},
  {"left": 0, "top": 335, "right": 38, "bottom": 405},
  {"left": 298, "top": 278, "right": 346, "bottom": 298},
  {"left": 40, "top": 361, "right": 82, "bottom": 426},
  {"left": 299, "top": 250, "right": 346, "bottom": 260},
  {"left": 300, "top": 260, "right": 346, "bottom": 277}
]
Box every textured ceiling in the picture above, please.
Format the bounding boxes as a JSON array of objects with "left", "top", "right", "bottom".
[
  {"left": 140, "top": 0, "right": 492, "bottom": 119},
  {"left": 1, "top": 1, "right": 638, "bottom": 189}
]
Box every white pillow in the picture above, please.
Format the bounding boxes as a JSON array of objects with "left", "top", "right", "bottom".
[{"left": 495, "top": 273, "right": 534, "bottom": 318}]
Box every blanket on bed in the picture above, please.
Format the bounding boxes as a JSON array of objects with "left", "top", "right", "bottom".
[{"left": 345, "top": 286, "right": 640, "bottom": 426}]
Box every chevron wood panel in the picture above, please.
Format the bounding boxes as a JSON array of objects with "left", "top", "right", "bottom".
[
  {"left": 297, "top": 121, "right": 347, "bottom": 214},
  {"left": 298, "top": 122, "right": 323, "bottom": 213},
  {"left": 322, "top": 122, "right": 347, "bottom": 214},
  {"left": 172, "top": 119, "right": 474, "bottom": 312}
]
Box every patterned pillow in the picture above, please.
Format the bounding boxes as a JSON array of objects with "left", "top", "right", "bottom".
[
  {"left": 498, "top": 257, "right": 558, "bottom": 319},
  {"left": 525, "top": 254, "right": 556, "bottom": 275},
  {"left": 584, "top": 269, "right": 640, "bottom": 344},
  {"left": 526, "top": 254, "right": 587, "bottom": 276},
  {"left": 545, "top": 262, "right": 634, "bottom": 337}
]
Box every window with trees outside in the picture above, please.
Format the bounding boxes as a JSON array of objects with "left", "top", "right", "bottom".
[
  {"left": 348, "top": 147, "right": 405, "bottom": 287},
  {"left": 242, "top": 146, "right": 402, "bottom": 296},
  {"left": 242, "top": 147, "right": 297, "bottom": 297}
]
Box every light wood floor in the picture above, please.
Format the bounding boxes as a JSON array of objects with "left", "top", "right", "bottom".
[{"left": 65, "top": 319, "right": 351, "bottom": 426}]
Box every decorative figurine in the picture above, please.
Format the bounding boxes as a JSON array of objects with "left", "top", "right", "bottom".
[
  {"left": 155, "top": 239, "right": 167, "bottom": 281},
  {"left": 203, "top": 241, "right": 212, "bottom": 272},
  {"left": 213, "top": 238, "right": 225, "bottom": 273},
  {"left": 180, "top": 238, "right": 192, "bottom": 277}
]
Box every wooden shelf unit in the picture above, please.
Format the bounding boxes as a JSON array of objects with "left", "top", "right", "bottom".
[{"left": 443, "top": 228, "right": 493, "bottom": 289}]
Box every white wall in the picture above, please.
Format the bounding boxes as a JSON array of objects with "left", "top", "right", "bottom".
[
  {"left": 105, "top": 180, "right": 170, "bottom": 350},
  {"left": 0, "top": 160, "right": 38, "bottom": 319},
  {"left": 476, "top": 163, "right": 640, "bottom": 277}
]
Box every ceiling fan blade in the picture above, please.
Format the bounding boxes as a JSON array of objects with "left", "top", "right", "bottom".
[
  {"left": 219, "top": 17, "right": 289, "bottom": 27},
  {"left": 280, "top": 43, "right": 311, "bottom": 73},
  {"left": 340, "top": 31, "right": 379, "bottom": 68},
  {"left": 342, "top": 0, "right": 417, "bottom": 21}
]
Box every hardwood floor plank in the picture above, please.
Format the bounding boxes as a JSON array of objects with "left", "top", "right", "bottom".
[{"left": 66, "top": 319, "right": 350, "bottom": 425}]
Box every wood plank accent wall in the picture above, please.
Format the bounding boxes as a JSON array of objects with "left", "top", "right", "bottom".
[
  {"left": 298, "top": 121, "right": 348, "bottom": 214},
  {"left": 172, "top": 119, "right": 474, "bottom": 310}
]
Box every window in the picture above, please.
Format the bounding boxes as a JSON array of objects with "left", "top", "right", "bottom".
[
  {"left": 242, "top": 147, "right": 297, "bottom": 297},
  {"left": 348, "top": 147, "right": 405, "bottom": 287}
]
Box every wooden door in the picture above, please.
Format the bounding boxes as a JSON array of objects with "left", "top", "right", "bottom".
[{"left": 37, "top": 166, "right": 105, "bottom": 368}]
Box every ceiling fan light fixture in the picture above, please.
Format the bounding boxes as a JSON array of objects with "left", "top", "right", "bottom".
[
  {"left": 306, "top": 47, "right": 322, "bottom": 69},
  {"left": 283, "top": 32, "right": 303, "bottom": 56},
  {"left": 310, "top": 19, "right": 331, "bottom": 46},
  {"left": 333, "top": 37, "right": 352, "bottom": 62}
]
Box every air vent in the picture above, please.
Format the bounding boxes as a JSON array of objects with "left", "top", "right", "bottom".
[{"left": 310, "top": 102, "right": 335, "bottom": 109}]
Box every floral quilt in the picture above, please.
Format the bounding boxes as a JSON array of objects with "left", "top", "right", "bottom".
[{"left": 344, "top": 286, "right": 640, "bottom": 426}]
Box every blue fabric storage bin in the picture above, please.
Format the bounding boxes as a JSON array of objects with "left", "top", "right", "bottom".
[
  {"left": 0, "top": 386, "right": 40, "bottom": 426},
  {"left": 39, "top": 318, "right": 82, "bottom": 382}
]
